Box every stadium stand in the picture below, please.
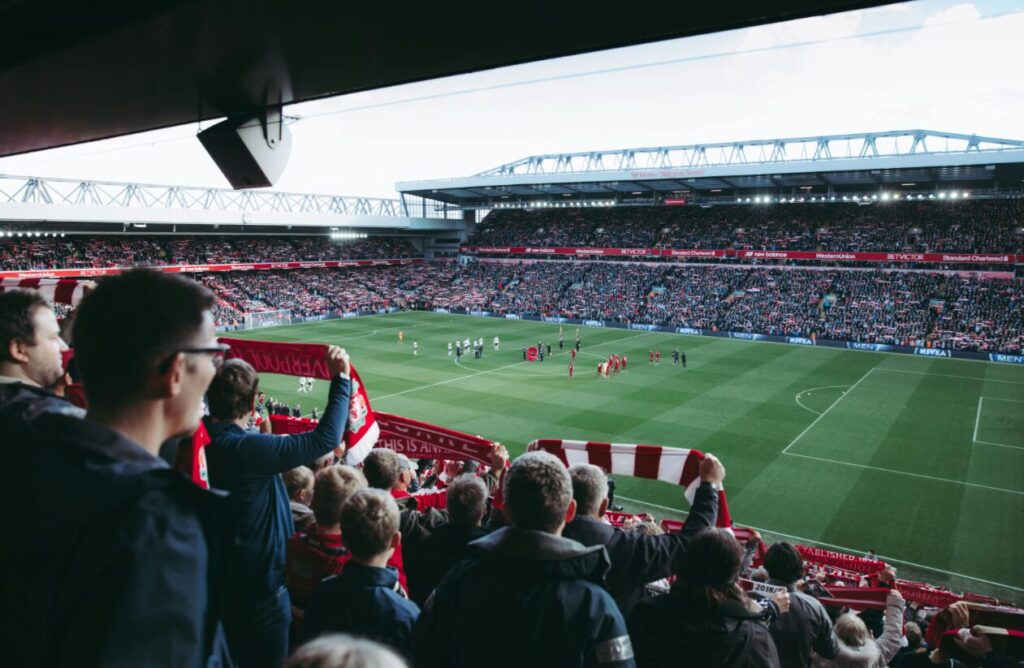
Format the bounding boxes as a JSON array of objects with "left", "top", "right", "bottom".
[
  {"left": 0, "top": 236, "right": 419, "bottom": 271},
  {"left": 189, "top": 263, "right": 1023, "bottom": 354},
  {"left": 469, "top": 201, "right": 1024, "bottom": 254}
]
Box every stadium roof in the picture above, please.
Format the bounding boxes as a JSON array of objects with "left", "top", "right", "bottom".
[
  {"left": 397, "top": 130, "right": 1024, "bottom": 207},
  {"left": 0, "top": 0, "right": 900, "bottom": 158}
]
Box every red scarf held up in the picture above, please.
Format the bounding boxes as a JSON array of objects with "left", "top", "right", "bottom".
[{"left": 220, "top": 337, "right": 380, "bottom": 462}]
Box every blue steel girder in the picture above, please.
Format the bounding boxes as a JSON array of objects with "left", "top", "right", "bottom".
[
  {"left": 0, "top": 174, "right": 448, "bottom": 219},
  {"left": 472, "top": 130, "right": 1024, "bottom": 177}
]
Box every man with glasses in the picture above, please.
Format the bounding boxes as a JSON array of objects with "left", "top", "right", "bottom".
[
  {"left": 204, "top": 345, "right": 352, "bottom": 668},
  {"left": 0, "top": 270, "right": 233, "bottom": 666}
]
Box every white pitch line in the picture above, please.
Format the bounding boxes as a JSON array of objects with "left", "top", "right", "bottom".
[
  {"left": 971, "top": 397, "right": 1024, "bottom": 450},
  {"left": 453, "top": 355, "right": 564, "bottom": 379},
  {"left": 782, "top": 368, "right": 875, "bottom": 454},
  {"left": 974, "top": 440, "right": 1024, "bottom": 451},
  {"left": 874, "top": 367, "right": 1024, "bottom": 385},
  {"left": 784, "top": 452, "right": 1024, "bottom": 496},
  {"left": 372, "top": 330, "right": 653, "bottom": 402},
  {"left": 973, "top": 396, "right": 984, "bottom": 444},
  {"left": 794, "top": 385, "right": 851, "bottom": 416},
  {"left": 615, "top": 495, "right": 1024, "bottom": 593}
]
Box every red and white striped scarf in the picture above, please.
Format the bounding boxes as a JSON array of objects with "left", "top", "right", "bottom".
[
  {"left": 0, "top": 278, "right": 86, "bottom": 306},
  {"left": 526, "top": 439, "right": 731, "bottom": 528}
]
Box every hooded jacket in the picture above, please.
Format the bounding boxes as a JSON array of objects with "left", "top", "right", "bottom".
[
  {"left": 0, "top": 407, "right": 232, "bottom": 667},
  {"left": 414, "top": 526, "right": 635, "bottom": 668}
]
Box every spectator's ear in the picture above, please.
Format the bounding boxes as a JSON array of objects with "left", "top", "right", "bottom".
[
  {"left": 158, "top": 352, "right": 187, "bottom": 399},
  {"left": 390, "top": 531, "right": 402, "bottom": 551},
  {"left": 598, "top": 497, "right": 609, "bottom": 518},
  {"left": 7, "top": 338, "right": 30, "bottom": 364},
  {"left": 565, "top": 498, "right": 577, "bottom": 525}
]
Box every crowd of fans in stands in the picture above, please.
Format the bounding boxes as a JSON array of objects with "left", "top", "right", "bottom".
[
  {"left": 204, "top": 263, "right": 1023, "bottom": 354},
  {"left": 1, "top": 273, "right": 1021, "bottom": 667},
  {"left": 0, "top": 235, "right": 418, "bottom": 270},
  {"left": 469, "top": 201, "right": 1024, "bottom": 254}
]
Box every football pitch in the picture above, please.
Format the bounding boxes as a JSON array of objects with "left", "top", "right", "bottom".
[{"left": 230, "top": 311, "right": 1024, "bottom": 601}]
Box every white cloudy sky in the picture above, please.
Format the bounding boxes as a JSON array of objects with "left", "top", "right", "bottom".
[{"left": 1, "top": 0, "right": 1022, "bottom": 198}]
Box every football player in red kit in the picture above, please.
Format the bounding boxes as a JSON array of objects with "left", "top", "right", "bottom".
[
  {"left": 649, "top": 350, "right": 654, "bottom": 364},
  {"left": 612, "top": 355, "right": 620, "bottom": 375},
  {"left": 655, "top": 350, "right": 661, "bottom": 365},
  {"left": 570, "top": 347, "right": 577, "bottom": 361},
  {"left": 568, "top": 361, "right": 574, "bottom": 379}
]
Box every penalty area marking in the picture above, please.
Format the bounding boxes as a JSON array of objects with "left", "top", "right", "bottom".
[
  {"left": 794, "top": 385, "right": 851, "bottom": 416},
  {"left": 972, "top": 396, "right": 1024, "bottom": 450},
  {"left": 614, "top": 495, "right": 1024, "bottom": 593}
]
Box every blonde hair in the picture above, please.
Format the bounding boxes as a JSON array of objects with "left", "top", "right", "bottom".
[
  {"left": 286, "top": 634, "right": 406, "bottom": 668},
  {"left": 312, "top": 466, "right": 367, "bottom": 527},
  {"left": 834, "top": 613, "right": 872, "bottom": 648}
]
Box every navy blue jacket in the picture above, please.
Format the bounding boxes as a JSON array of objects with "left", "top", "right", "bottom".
[
  {"left": 0, "top": 406, "right": 232, "bottom": 667},
  {"left": 414, "top": 527, "right": 636, "bottom": 668},
  {"left": 562, "top": 481, "right": 719, "bottom": 617},
  {"left": 204, "top": 375, "right": 350, "bottom": 598},
  {"left": 302, "top": 562, "right": 420, "bottom": 656},
  {"left": 405, "top": 522, "right": 490, "bottom": 606}
]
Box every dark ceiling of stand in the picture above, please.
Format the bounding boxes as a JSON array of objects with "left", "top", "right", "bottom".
[{"left": 0, "top": 0, "right": 902, "bottom": 158}]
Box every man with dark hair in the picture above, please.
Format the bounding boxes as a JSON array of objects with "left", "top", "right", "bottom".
[
  {"left": 405, "top": 473, "right": 491, "bottom": 606},
  {"left": 302, "top": 489, "right": 420, "bottom": 658},
  {"left": 0, "top": 289, "right": 71, "bottom": 412},
  {"left": 563, "top": 458, "right": 721, "bottom": 617},
  {"left": 415, "top": 451, "right": 635, "bottom": 668},
  {"left": 205, "top": 348, "right": 352, "bottom": 668},
  {"left": 762, "top": 541, "right": 839, "bottom": 667},
  {"left": 0, "top": 269, "right": 231, "bottom": 666}
]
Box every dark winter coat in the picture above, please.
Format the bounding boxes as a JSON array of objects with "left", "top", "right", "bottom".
[
  {"left": 414, "top": 527, "right": 635, "bottom": 668},
  {"left": 629, "top": 593, "right": 781, "bottom": 668},
  {"left": 0, "top": 407, "right": 232, "bottom": 667},
  {"left": 562, "top": 480, "right": 719, "bottom": 616}
]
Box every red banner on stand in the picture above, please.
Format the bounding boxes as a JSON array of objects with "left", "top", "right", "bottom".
[
  {"left": 0, "top": 258, "right": 422, "bottom": 280},
  {"left": 796, "top": 545, "right": 886, "bottom": 574},
  {"left": 462, "top": 246, "right": 1021, "bottom": 265}
]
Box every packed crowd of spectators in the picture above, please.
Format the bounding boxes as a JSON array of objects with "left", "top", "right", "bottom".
[
  {"left": 469, "top": 201, "right": 1024, "bottom": 254},
  {"left": 2, "top": 272, "right": 1021, "bottom": 667},
  {"left": 0, "top": 235, "right": 419, "bottom": 270},
  {"left": 204, "top": 263, "right": 1023, "bottom": 354}
]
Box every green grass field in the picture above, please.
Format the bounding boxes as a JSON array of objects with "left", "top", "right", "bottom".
[{"left": 230, "top": 311, "right": 1024, "bottom": 601}]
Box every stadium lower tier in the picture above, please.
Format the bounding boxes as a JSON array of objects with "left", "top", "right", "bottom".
[{"left": 204, "top": 263, "right": 1023, "bottom": 354}]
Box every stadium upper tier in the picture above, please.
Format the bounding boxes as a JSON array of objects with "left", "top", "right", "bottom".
[
  {"left": 466, "top": 201, "right": 1024, "bottom": 255},
  {"left": 206, "top": 263, "right": 1023, "bottom": 355},
  {"left": 0, "top": 236, "right": 419, "bottom": 272},
  {"left": 399, "top": 130, "right": 1024, "bottom": 208}
]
